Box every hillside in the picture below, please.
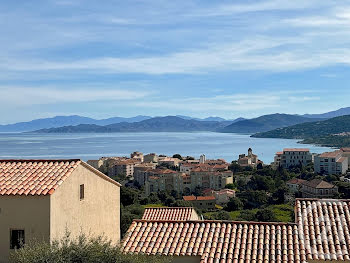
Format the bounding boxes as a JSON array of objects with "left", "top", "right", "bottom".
[
  {"left": 252, "top": 115, "right": 350, "bottom": 147},
  {"left": 220, "top": 114, "right": 320, "bottom": 133},
  {"left": 0, "top": 115, "right": 152, "bottom": 132},
  {"left": 303, "top": 107, "right": 350, "bottom": 119},
  {"left": 34, "top": 116, "right": 229, "bottom": 133}
]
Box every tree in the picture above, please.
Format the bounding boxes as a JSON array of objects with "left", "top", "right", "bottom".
[
  {"left": 215, "top": 211, "right": 231, "bottom": 220},
  {"left": 255, "top": 208, "right": 276, "bottom": 222},
  {"left": 237, "top": 190, "right": 269, "bottom": 209},
  {"left": 121, "top": 187, "right": 138, "bottom": 206},
  {"left": 238, "top": 210, "right": 256, "bottom": 221},
  {"left": 270, "top": 186, "right": 288, "bottom": 205},
  {"left": 164, "top": 197, "right": 175, "bottom": 207},
  {"left": 172, "top": 200, "right": 193, "bottom": 207},
  {"left": 10, "top": 234, "right": 171, "bottom": 263},
  {"left": 225, "top": 183, "right": 235, "bottom": 190},
  {"left": 224, "top": 197, "right": 243, "bottom": 212},
  {"left": 172, "top": 154, "right": 182, "bottom": 160},
  {"left": 257, "top": 163, "right": 263, "bottom": 170}
]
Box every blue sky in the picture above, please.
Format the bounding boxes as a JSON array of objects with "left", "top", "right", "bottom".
[{"left": 1, "top": 0, "right": 350, "bottom": 124}]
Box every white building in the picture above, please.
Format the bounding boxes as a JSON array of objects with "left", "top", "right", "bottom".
[
  {"left": 314, "top": 150, "right": 348, "bottom": 175},
  {"left": 280, "top": 148, "right": 313, "bottom": 168},
  {"left": 199, "top": 154, "right": 206, "bottom": 164}
]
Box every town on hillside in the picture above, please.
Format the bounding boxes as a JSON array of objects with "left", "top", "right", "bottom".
[{"left": 2, "top": 147, "right": 350, "bottom": 262}]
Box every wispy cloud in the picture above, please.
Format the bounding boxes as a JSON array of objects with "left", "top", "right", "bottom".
[{"left": 0, "top": 86, "right": 150, "bottom": 106}]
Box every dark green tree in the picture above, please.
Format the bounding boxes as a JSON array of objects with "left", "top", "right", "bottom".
[{"left": 224, "top": 197, "right": 243, "bottom": 212}]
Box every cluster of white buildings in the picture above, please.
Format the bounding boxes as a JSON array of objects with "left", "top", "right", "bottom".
[{"left": 272, "top": 148, "right": 350, "bottom": 176}]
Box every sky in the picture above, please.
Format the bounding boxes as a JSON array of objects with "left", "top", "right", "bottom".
[{"left": 1, "top": 0, "right": 350, "bottom": 124}]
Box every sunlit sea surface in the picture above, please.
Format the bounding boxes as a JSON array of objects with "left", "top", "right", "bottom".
[{"left": 0, "top": 132, "right": 334, "bottom": 164}]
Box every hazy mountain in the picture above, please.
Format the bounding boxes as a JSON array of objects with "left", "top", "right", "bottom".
[
  {"left": 303, "top": 107, "right": 350, "bottom": 119},
  {"left": 253, "top": 115, "right": 350, "bottom": 139},
  {"left": 220, "top": 114, "right": 322, "bottom": 134},
  {"left": 175, "top": 115, "right": 245, "bottom": 122},
  {"left": 34, "top": 116, "right": 229, "bottom": 133},
  {"left": 0, "top": 115, "right": 152, "bottom": 132}
]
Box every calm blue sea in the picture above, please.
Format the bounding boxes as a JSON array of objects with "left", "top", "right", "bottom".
[{"left": 0, "top": 132, "right": 334, "bottom": 164}]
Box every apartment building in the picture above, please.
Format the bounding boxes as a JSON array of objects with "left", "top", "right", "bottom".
[
  {"left": 279, "top": 148, "right": 313, "bottom": 168},
  {"left": 143, "top": 153, "right": 158, "bottom": 163},
  {"left": 108, "top": 159, "right": 140, "bottom": 177},
  {"left": 190, "top": 169, "right": 233, "bottom": 191},
  {"left": 145, "top": 170, "right": 185, "bottom": 195},
  {"left": 179, "top": 163, "right": 228, "bottom": 175},
  {"left": 131, "top": 151, "right": 144, "bottom": 162},
  {"left": 158, "top": 157, "right": 181, "bottom": 167},
  {"left": 314, "top": 150, "right": 348, "bottom": 175}
]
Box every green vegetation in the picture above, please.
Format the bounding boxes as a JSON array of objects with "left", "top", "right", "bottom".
[
  {"left": 253, "top": 115, "right": 350, "bottom": 147},
  {"left": 9, "top": 234, "right": 171, "bottom": 263},
  {"left": 205, "top": 204, "right": 294, "bottom": 222}
]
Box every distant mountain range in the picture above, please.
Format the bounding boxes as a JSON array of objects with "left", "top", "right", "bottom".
[
  {"left": 252, "top": 115, "right": 350, "bottom": 147},
  {"left": 220, "top": 114, "right": 322, "bottom": 133},
  {"left": 0, "top": 115, "right": 244, "bottom": 132},
  {"left": 303, "top": 107, "right": 350, "bottom": 119},
  {"left": 0, "top": 115, "right": 151, "bottom": 132},
  {"left": 34, "top": 116, "right": 231, "bottom": 133},
  {"left": 2, "top": 106, "right": 350, "bottom": 134}
]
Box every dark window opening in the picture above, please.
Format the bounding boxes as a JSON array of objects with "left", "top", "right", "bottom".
[
  {"left": 80, "top": 184, "right": 85, "bottom": 200},
  {"left": 10, "top": 229, "right": 25, "bottom": 249}
]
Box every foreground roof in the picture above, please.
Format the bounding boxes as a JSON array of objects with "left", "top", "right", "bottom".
[
  {"left": 296, "top": 198, "right": 350, "bottom": 261},
  {"left": 123, "top": 220, "right": 303, "bottom": 263},
  {"left": 142, "top": 207, "right": 199, "bottom": 221},
  {"left": 0, "top": 159, "right": 81, "bottom": 196},
  {"left": 0, "top": 159, "right": 120, "bottom": 196}
]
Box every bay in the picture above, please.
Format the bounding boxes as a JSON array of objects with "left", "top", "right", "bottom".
[{"left": 0, "top": 132, "right": 334, "bottom": 164}]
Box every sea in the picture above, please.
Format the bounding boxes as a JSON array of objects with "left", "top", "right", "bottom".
[{"left": 0, "top": 132, "right": 334, "bottom": 164}]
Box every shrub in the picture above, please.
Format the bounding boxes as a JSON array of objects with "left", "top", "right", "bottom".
[{"left": 10, "top": 234, "right": 171, "bottom": 263}]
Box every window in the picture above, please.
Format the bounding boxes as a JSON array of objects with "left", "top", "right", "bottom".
[
  {"left": 10, "top": 229, "right": 25, "bottom": 249},
  {"left": 80, "top": 184, "right": 85, "bottom": 200}
]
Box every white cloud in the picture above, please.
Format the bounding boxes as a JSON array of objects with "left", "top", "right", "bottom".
[
  {"left": 0, "top": 86, "right": 150, "bottom": 106},
  {"left": 190, "top": 0, "right": 326, "bottom": 17},
  {"left": 3, "top": 39, "right": 350, "bottom": 74}
]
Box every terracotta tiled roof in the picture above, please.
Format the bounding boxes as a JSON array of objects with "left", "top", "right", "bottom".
[
  {"left": 283, "top": 148, "right": 310, "bottom": 152},
  {"left": 0, "top": 159, "right": 120, "bottom": 196},
  {"left": 286, "top": 178, "right": 306, "bottom": 185},
  {"left": 183, "top": 195, "right": 216, "bottom": 201},
  {"left": 183, "top": 195, "right": 197, "bottom": 201},
  {"left": 341, "top": 148, "right": 350, "bottom": 152},
  {"left": 123, "top": 220, "right": 303, "bottom": 263},
  {"left": 0, "top": 159, "right": 81, "bottom": 196},
  {"left": 319, "top": 150, "right": 342, "bottom": 158},
  {"left": 296, "top": 199, "right": 350, "bottom": 261},
  {"left": 142, "top": 207, "right": 198, "bottom": 221},
  {"left": 337, "top": 157, "right": 347, "bottom": 163},
  {"left": 301, "top": 179, "right": 336, "bottom": 189}
]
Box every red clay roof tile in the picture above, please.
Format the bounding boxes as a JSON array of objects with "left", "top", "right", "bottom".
[
  {"left": 123, "top": 220, "right": 302, "bottom": 263},
  {"left": 142, "top": 207, "right": 200, "bottom": 221},
  {"left": 0, "top": 159, "right": 80, "bottom": 196}
]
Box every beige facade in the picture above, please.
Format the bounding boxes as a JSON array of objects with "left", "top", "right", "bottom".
[
  {"left": 314, "top": 150, "right": 348, "bottom": 175},
  {"left": 0, "top": 161, "right": 120, "bottom": 263},
  {"left": 0, "top": 196, "right": 50, "bottom": 261},
  {"left": 280, "top": 148, "right": 313, "bottom": 168},
  {"left": 50, "top": 164, "right": 120, "bottom": 243}
]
